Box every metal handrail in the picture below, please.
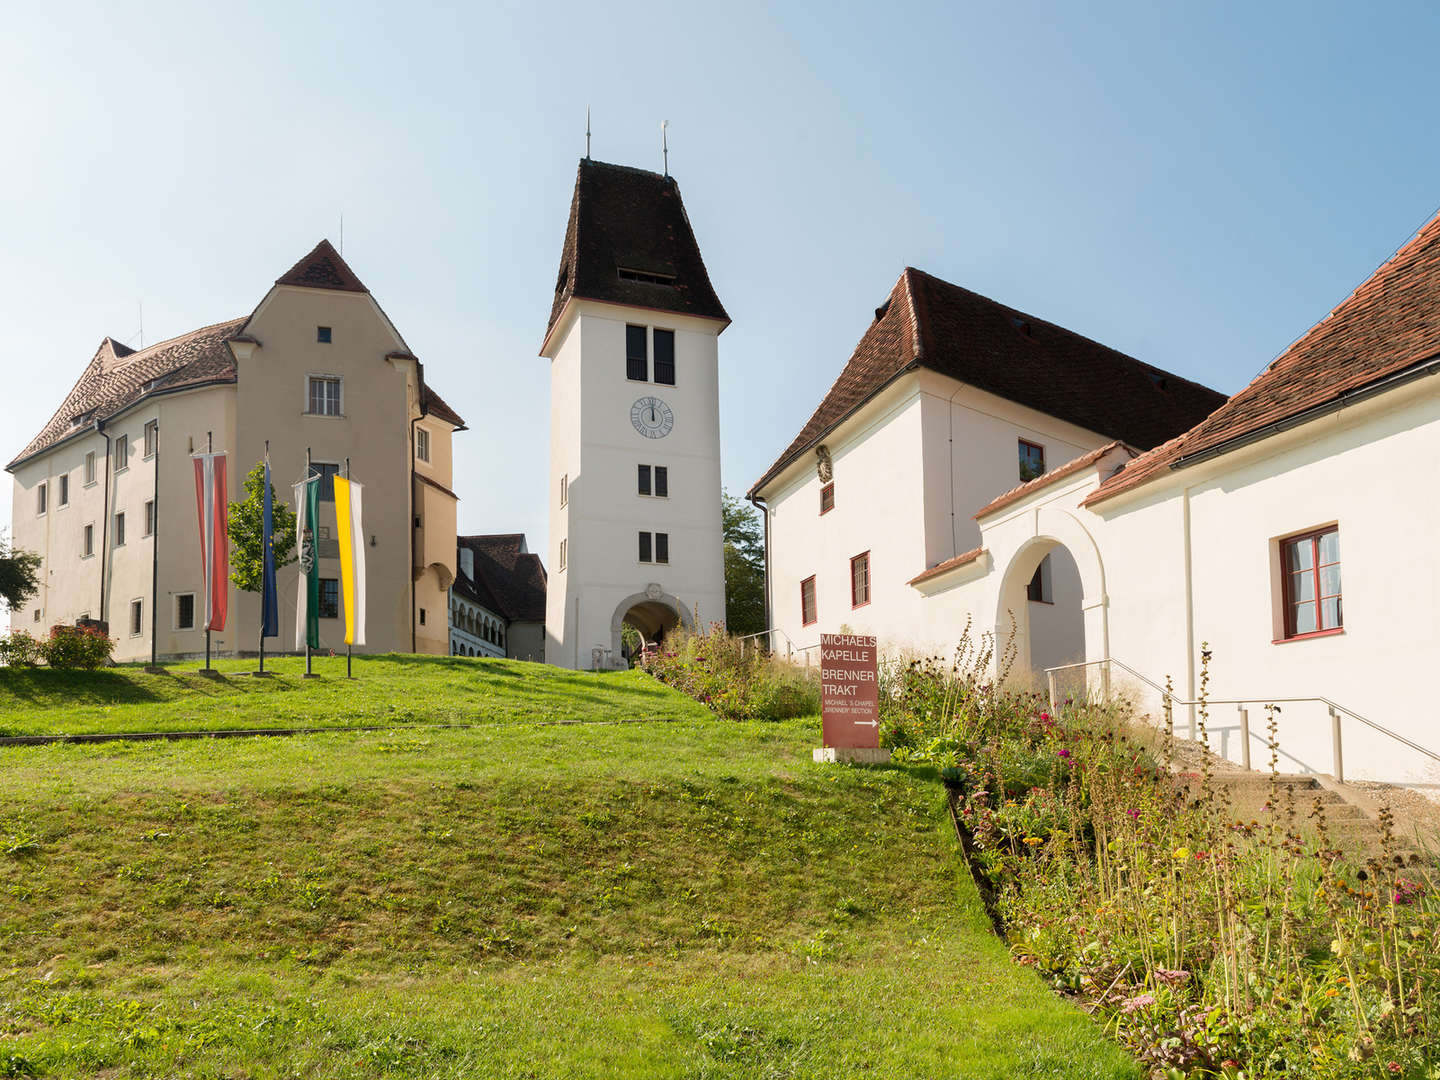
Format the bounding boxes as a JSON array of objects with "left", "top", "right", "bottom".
[
  {"left": 734, "top": 628, "right": 822, "bottom": 659},
  {"left": 1043, "top": 656, "right": 1440, "bottom": 784}
]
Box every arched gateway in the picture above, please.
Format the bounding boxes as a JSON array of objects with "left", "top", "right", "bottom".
[{"left": 609, "top": 587, "right": 695, "bottom": 662}]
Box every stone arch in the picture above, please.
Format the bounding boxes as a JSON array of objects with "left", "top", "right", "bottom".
[
  {"left": 991, "top": 505, "right": 1108, "bottom": 689},
  {"left": 609, "top": 588, "right": 695, "bottom": 663}
]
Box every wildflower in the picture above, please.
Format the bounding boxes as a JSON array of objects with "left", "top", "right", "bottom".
[
  {"left": 1325, "top": 987, "right": 1340, "bottom": 998},
  {"left": 1387, "top": 1063, "right": 1402, "bottom": 1074},
  {"left": 1038, "top": 711, "right": 1050, "bottom": 722},
  {"left": 1022, "top": 836, "right": 1043, "bottom": 846},
  {"left": 1172, "top": 847, "right": 1190, "bottom": 861},
  {"left": 1057, "top": 748, "right": 1072, "bottom": 760},
  {"left": 1154, "top": 968, "right": 1188, "bottom": 984},
  {"left": 1119, "top": 993, "right": 1155, "bottom": 1014},
  {"left": 1124, "top": 808, "right": 1140, "bottom": 820}
]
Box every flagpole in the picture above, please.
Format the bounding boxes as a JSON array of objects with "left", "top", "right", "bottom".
[
  {"left": 345, "top": 456, "right": 354, "bottom": 680},
  {"left": 305, "top": 447, "right": 313, "bottom": 679},
  {"left": 145, "top": 416, "right": 161, "bottom": 673},
  {"left": 258, "top": 440, "right": 268, "bottom": 677},
  {"left": 204, "top": 431, "right": 213, "bottom": 674}
]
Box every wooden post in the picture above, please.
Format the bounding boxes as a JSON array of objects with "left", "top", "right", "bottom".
[
  {"left": 1238, "top": 706, "right": 1251, "bottom": 771},
  {"left": 1047, "top": 670, "right": 1057, "bottom": 714}
]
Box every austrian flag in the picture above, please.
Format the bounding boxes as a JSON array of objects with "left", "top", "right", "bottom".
[{"left": 192, "top": 451, "right": 229, "bottom": 632}]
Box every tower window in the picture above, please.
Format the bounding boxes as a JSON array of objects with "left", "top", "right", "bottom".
[
  {"left": 653, "top": 329, "right": 675, "bottom": 386},
  {"left": 654, "top": 465, "right": 668, "bottom": 498},
  {"left": 618, "top": 267, "right": 675, "bottom": 286},
  {"left": 638, "top": 464, "right": 651, "bottom": 496},
  {"left": 638, "top": 531, "right": 653, "bottom": 563},
  {"left": 1019, "top": 439, "right": 1046, "bottom": 482},
  {"left": 626, "top": 324, "right": 648, "bottom": 381},
  {"left": 655, "top": 532, "right": 669, "bottom": 565},
  {"left": 317, "top": 326, "right": 332, "bottom": 343}
]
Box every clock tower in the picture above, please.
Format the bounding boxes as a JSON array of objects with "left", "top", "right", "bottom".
[{"left": 540, "top": 158, "right": 730, "bottom": 668}]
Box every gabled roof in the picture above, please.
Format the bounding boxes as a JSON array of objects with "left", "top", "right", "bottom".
[
  {"left": 544, "top": 159, "right": 729, "bottom": 346},
  {"left": 1088, "top": 208, "right": 1440, "bottom": 507},
  {"left": 275, "top": 238, "right": 369, "bottom": 293},
  {"left": 8, "top": 319, "right": 246, "bottom": 469},
  {"left": 749, "top": 268, "right": 1226, "bottom": 497},
  {"left": 10, "top": 240, "right": 466, "bottom": 470},
  {"left": 458, "top": 534, "right": 547, "bottom": 623},
  {"left": 975, "top": 441, "right": 1135, "bottom": 519},
  {"left": 907, "top": 546, "right": 986, "bottom": 587}
]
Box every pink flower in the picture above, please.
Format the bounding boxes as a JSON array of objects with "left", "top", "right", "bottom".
[
  {"left": 1120, "top": 993, "right": 1155, "bottom": 1013},
  {"left": 1057, "top": 748, "right": 1072, "bottom": 760},
  {"left": 1154, "top": 968, "right": 1188, "bottom": 984}
]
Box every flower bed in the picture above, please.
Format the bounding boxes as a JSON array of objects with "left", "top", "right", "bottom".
[
  {"left": 638, "top": 624, "right": 819, "bottom": 721},
  {"left": 883, "top": 641, "right": 1439, "bottom": 1078}
]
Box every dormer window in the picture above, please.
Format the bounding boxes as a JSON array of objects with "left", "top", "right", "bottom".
[
  {"left": 618, "top": 267, "right": 675, "bottom": 286},
  {"left": 317, "top": 326, "right": 332, "bottom": 343}
]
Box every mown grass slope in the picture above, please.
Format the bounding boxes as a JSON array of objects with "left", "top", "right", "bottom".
[
  {"left": 0, "top": 663, "right": 1136, "bottom": 1078},
  {"left": 0, "top": 654, "right": 707, "bottom": 737}
]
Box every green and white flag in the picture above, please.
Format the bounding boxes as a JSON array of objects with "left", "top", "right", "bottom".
[{"left": 294, "top": 472, "right": 321, "bottom": 650}]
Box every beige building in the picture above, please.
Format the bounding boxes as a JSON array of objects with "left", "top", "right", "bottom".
[{"left": 6, "top": 240, "right": 466, "bottom": 662}]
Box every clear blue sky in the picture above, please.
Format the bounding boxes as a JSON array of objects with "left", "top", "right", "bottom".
[{"left": 4, "top": 1, "right": 1438, "bottom": 554}]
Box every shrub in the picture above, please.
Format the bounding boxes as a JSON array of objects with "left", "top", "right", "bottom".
[
  {"left": 0, "top": 630, "right": 44, "bottom": 668},
  {"left": 903, "top": 638, "right": 1440, "bottom": 1078},
  {"left": 639, "top": 623, "right": 819, "bottom": 720},
  {"left": 43, "top": 624, "right": 115, "bottom": 669}
]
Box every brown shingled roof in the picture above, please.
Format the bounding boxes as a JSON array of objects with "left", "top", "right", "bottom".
[
  {"left": 422, "top": 385, "right": 467, "bottom": 430},
  {"left": 975, "top": 441, "right": 1136, "bottom": 519},
  {"left": 459, "top": 534, "right": 547, "bottom": 623},
  {"left": 749, "top": 269, "right": 1225, "bottom": 497},
  {"left": 8, "top": 319, "right": 246, "bottom": 469},
  {"left": 275, "top": 238, "right": 369, "bottom": 293},
  {"left": 1088, "top": 208, "right": 1440, "bottom": 508},
  {"left": 543, "top": 159, "right": 729, "bottom": 348}
]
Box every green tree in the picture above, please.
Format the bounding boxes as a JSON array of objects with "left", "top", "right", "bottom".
[
  {"left": 0, "top": 530, "right": 41, "bottom": 612},
  {"left": 228, "top": 462, "right": 298, "bottom": 593},
  {"left": 722, "top": 490, "right": 766, "bottom": 637}
]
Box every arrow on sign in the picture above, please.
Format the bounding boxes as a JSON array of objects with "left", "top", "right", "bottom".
[{"left": 853, "top": 719, "right": 879, "bottom": 728}]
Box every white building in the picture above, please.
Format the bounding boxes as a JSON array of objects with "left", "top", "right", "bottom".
[
  {"left": 541, "top": 159, "right": 728, "bottom": 669},
  {"left": 754, "top": 215, "right": 1440, "bottom": 787},
  {"left": 749, "top": 267, "right": 1222, "bottom": 677},
  {"left": 7, "top": 240, "right": 466, "bottom": 661},
  {"left": 449, "top": 534, "right": 546, "bottom": 661}
]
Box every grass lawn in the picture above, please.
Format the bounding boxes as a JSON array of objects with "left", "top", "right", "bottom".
[
  {"left": 0, "top": 655, "right": 711, "bottom": 737},
  {"left": 0, "top": 662, "right": 1136, "bottom": 1078}
]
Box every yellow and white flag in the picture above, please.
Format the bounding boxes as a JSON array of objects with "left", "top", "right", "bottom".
[{"left": 333, "top": 475, "right": 367, "bottom": 646}]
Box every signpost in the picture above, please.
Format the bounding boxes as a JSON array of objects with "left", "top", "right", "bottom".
[{"left": 814, "top": 633, "right": 889, "bottom": 764}]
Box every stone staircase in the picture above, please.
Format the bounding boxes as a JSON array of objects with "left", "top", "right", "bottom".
[{"left": 1173, "top": 768, "right": 1422, "bottom": 860}]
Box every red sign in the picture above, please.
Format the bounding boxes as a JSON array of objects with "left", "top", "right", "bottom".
[{"left": 820, "top": 634, "right": 879, "bottom": 748}]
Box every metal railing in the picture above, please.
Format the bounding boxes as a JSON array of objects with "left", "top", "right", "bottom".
[
  {"left": 733, "top": 628, "right": 822, "bottom": 663},
  {"left": 1043, "top": 656, "right": 1440, "bottom": 785}
]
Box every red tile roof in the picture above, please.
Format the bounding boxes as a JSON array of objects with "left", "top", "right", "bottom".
[
  {"left": 422, "top": 385, "right": 467, "bottom": 430},
  {"left": 1088, "top": 209, "right": 1440, "bottom": 508},
  {"left": 749, "top": 268, "right": 1224, "bottom": 497},
  {"left": 544, "top": 159, "right": 729, "bottom": 348},
  {"left": 275, "top": 238, "right": 369, "bottom": 293},
  {"left": 8, "top": 319, "right": 246, "bottom": 469},
  {"left": 974, "top": 441, "right": 1135, "bottom": 519},
  {"left": 907, "top": 546, "right": 986, "bottom": 586}
]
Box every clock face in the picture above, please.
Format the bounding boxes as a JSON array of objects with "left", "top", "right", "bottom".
[{"left": 630, "top": 396, "right": 674, "bottom": 439}]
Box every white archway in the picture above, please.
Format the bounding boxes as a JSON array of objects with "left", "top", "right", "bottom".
[{"left": 609, "top": 588, "right": 695, "bottom": 663}]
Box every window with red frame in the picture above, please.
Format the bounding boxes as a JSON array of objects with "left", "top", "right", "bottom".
[
  {"left": 800, "top": 576, "right": 817, "bottom": 626},
  {"left": 850, "top": 551, "right": 870, "bottom": 608},
  {"left": 1281, "top": 526, "right": 1342, "bottom": 639},
  {"left": 819, "top": 483, "right": 834, "bottom": 514}
]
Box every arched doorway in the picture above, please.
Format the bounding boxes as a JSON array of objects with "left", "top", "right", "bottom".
[
  {"left": 609, "top": 588, "right": 695, "bottom": 666},
  {"left": 991, "top": 506, "right": 1108, "bottom": 696}
]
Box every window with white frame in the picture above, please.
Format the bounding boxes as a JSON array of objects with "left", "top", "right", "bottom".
[
  {"left": 416, "top": 427, "right": 430, "bottom": 462},
  {"left": 114, "top": 434, "right": 129, "bottom": 471},
  {"left": 129, "top": 598, "right": 143, "bottom": 637},
  {"left": 175, "top": 593, "right": 196, "bottom": 631},
  {"left": 114, "top": 511, "right": 126, "bottom": 547},
  {"left": 559, "top": 538, "right": 567, "bottom": 570},
  {"left": 36, "top": 482, "right": 46, "bottom": 515},
  {"left": 143, "top": 420, "right": 158, "bottom": 458},
  {"left": 82, "top": 523, "right": 94, "bottom": 558},
  {"left": 57, "top": 474, "right": 68, "bottom": 507},
  {"left": 307, "top": 376, "right": 342, "bottom": 416},
  {"left": 560, "top": 473, "right": 568, "bottom": 508},
  {"left": 84, "top": 451, "right": 96, "bottom": 486},
  {"left": 143, "top": 500, "right": 156, "bottom": 537}
]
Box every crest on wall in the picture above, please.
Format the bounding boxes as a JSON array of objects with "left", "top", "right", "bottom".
[{"left": 816, "top": 445, "right": 833, "bottom": 483}]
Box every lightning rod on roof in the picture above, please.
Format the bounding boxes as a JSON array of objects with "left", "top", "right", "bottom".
[
  {"left": 340, "top": 212, "right": 344, "bottom": 255},
  {"left": 661, "top": 120, "right": 669, "bottom": 177},
  {"left": 586, "top": 106, "right": 591, "bottom": 159}
]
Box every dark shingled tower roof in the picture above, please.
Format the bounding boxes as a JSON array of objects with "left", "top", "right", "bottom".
[
  {"left": 750, "top": 268, "right": 1226, "bottom": 496},
  {"left": 544, "top": 159, "right": 729, "bottom": 346}
]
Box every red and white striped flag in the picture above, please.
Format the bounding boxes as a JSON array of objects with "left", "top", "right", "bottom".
[{"left": 192, "top": 452, "right": 229, "bottom": 632}]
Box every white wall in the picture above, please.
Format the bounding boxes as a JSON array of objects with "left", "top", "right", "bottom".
[{"left": 545, "top": 301, "right": 727, "bottom": 668}]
